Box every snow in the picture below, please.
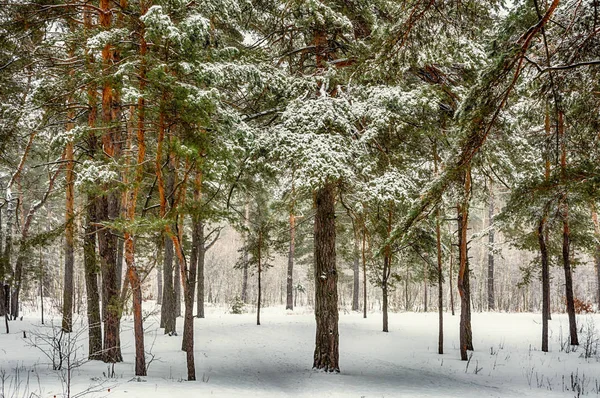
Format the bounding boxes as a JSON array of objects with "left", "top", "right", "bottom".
[{"left": 1, "top": 304, "right": 598, "bottom": 397}]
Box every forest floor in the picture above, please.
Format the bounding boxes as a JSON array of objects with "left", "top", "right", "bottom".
[{"left": 1, "top": 303, "right": 599, "bottom": 397}]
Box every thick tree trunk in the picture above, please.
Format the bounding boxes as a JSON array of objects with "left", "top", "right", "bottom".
[
  {"left": 62, "top": 141, "right": 75, "bottom": 332},
  {"left": 174, "top": 252, "right": 181, "bottom": 317},
  {"left": 312, "top": 182, "right": 339, "bottom": 372},
  {"left": 97, "top": 0, "right": 122, "bottom": 363},
  {"left": 487, "top": 180, "right": 495, "bottom": 311},
  {"left": 83, "top": 21, "right": 102, "bottom": 357},
  {"left": 286, "top": 212, "right": 295, "bottom": 310},
  {"left": 84, "top": 196, "right": 102, "bottom": 360},
  {"left": 96, "top": 195, "right": 123, "bottom": 363},
  {"left": 161, "top": 235, "right": 176, "bottom": 334},
  {"left": 538, "top": 218, "right": 549, "bottom": 352},
  {"left": 457, "top": 168, "right": 473, "bottom": 361},
  {"left": 116, "top": 238, "right": 123, "bottom": 293}
]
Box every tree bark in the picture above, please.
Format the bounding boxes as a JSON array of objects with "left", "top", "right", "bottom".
[
  {"left": 10, "top": 256, "right": 23, "bottom": 320},
  {"left": 286, "top": 211, "right": 295, "bottom": 310},
  {"left": 362, "top": 226, "right": 368, "bottom": 319},
  {"left": 97, "top": 0, "right": 123, "bottom": 364},
  {"left": 62, "top": 139, "right": 75, "bottom": 332},
  {"left": 83, "top": 16, "right": 102, "bottom": 358},
  {"left": 382, "top": 208, "right": 392, "bottom": 332},
  {"left": 352, "top": 231, "right": 360, "bottom": 312},
  {"left": 457, "top": 167, "right": 473, "bottom": 361},
  {"left": 312, "top": 182, "right": 339, "bottom": 372},
  {"left": 558, "top": 111, "right": 578, "bottom": 346},
  {"left": 196, "top": 223, "right": 205, "bottom": 318},
  {"left": 436, "top": 209, "right": 444, "bottom": 355},
  {"left": 241, "top": 201, "right": 250, "bottom": 303},
  {"left": 487, "top": 179, "right": 495, "bottom": 311},
  {"left": 174, "top": 249, "right": 181, "bottom": 317},
  {"left": 184, "top": 217, "right": 201, "bottom": 348},
  {"left": 157, "top": 242, "right": 163, "bottom": 305},
  {"left": 538, "top": 217, "right": 550, "bottom": 352},
  {"left": 125, "top": 235, "right": 146, "bottom": 376},
  {"left": 116, "top": 238, "right": 124, "bottom": 293},
  {"left": 84, "top": 196, "right": 102, "bottom": 360},
  {"left": 449, "top": 225, "right": 455, "bottom": 316},
  {"left": 96, "top": 196, "right": 123, "bottom": 363},
  {"left": 382, "top": 254, "right": 389, "bottom": 332},
  {"left": 591, "top": 205, "right": 600, "bottom": 310},
  {"left": 161, "top": 235, "right": 176, "bottom": 335},
  {"left": 257, "top": 232, "right": 262, "bottom": 326}
]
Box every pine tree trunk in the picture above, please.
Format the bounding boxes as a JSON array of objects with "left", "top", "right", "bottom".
[
  {"left": 196, "top": 223, "right": 205, "bottom": 318},
  {"left": 591, "top": 206, "right": 600, "bottom": 309},
  {"left": 562, "top": 214, "right": 578, "bottom": 345},
  {"left": 161, "top": 235, "right": 176, "bottom": 334},
  {"left": 0, "top": 206, "right": 4, "bottom": 319},
  {"left": 382, "top": 208, "right": 392, "bottom": 332},
  {"left": 558, "top": 111, "right": 578, "bottom": 346},
  {"left": 434, "top": 143, "right": 443, "bottom": 354},
  {"left": 96, "top": 195, "right": 123, "bottom": 363},
  {"left": 241, "top": 201, "right": 250, "bottom": 303},
  {"left": 171, "top": 164, "right": 196, "bottom": 381},
  {"left": 449, "top": 226, "right": 455, "bottom": 316},
  {"left": 286, "top": 212, "right": 295, "bottom": 310},
  {"left": 362, "top": 226, "right": 367, "bottom": 319},
  {"left": 125, "top": 235, "right": 146, "bottom": 376},
  {"left": 184, "top": 217, "right": 201, "bottom": 349},
  {"left": 352, "top": 231, "right": 360, "bottom": 312},
  {"left": 457, "top": 168, "right": 473, "bottom": 361},
  {"left": 62, "top": 137, "right": 75, "bottom": 332},
  {"left": 83, "top": 20, "right": 102, "bottom": 357},
  {"left": 174, "top": 252, "right": 181, "bottom": 317},
  {"left": 84, "top": 196, "right": 102, "bottom": 360},
  {"left": 116, "top": 238, "right": 124, "bottom": 293},
  {"left": 157, "top": 251, "right": 163, "bottom": 305},
  {"left": 423, "top": 264, "right": 428, "bottom": 312},
  {"left": 10, "top": 255, "right": 23, "bottom": 320},
  {"left": 538, "top": 217, "right": 550, "bottom": 352},
  {"left": 181, "top": 216, "right": 196, "bottom": 380},
  {"left": 436, "top": 209, "right": 444, "bottom": 355},
  {"left": 312, "top": 182, "right": 339, "bottom": 372},
  {"left": 487, "top": 180, "right": 495, "bottom": 311},
  {"left": 98, "top": 0, "right": 122, "bottom": 363},
  {"left": 382, "top": 254, "right": 389, "bottom": 333},
  {"left": 257, "top": 236, "right": 262, "bottom": 326}
]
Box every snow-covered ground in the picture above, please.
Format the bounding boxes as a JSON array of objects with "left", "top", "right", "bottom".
[{"left": 1, "top": 304, "right": 599, "bottom": 397}]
